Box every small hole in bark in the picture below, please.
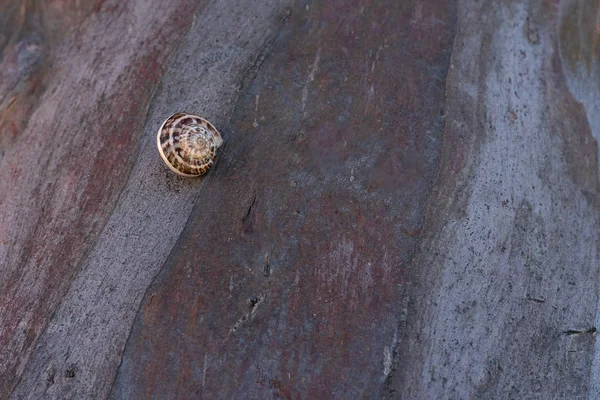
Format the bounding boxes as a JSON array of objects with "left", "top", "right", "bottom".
[
  {"left": 280, "top": 9, "right": 292, "bottom": 23},
  {"left": 65, "top": 365, "right": 76, "bottom": 378},
  {"left": 46, "top": 367, "right": 56, "bottom": 386},
  {"left": 242, "top": 195, "right": 257, "bottom": 233}
]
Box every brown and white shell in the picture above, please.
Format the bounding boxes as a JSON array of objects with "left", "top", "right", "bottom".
[{"left": 156, "top": 113, "right": 223, "bottom": 177}]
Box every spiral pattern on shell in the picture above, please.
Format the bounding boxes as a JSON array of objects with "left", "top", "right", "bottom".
[{"left": 156, "top": 113, "right": 223, "bottom": 177}]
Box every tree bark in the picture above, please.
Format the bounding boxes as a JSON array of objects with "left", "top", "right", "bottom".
[{"left": 1, "top": 0, "right": 599, "bottom": 399}]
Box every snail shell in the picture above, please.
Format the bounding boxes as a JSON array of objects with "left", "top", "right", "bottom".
[{"left": 156, "top": 113, "right": 223, "bottom": 177}]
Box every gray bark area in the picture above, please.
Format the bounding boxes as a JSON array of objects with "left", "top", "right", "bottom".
[{"left": 396, "top": 2, "right": 600, "bottom": 398}]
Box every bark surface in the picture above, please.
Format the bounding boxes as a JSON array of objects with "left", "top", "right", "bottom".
[{"left": 0, "top": 0, "right": 598, "bottom": 399}]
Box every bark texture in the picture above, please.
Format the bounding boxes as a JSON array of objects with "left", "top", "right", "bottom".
[{"left": 0, "top": 0, "right": 599, "bottom": 399}]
